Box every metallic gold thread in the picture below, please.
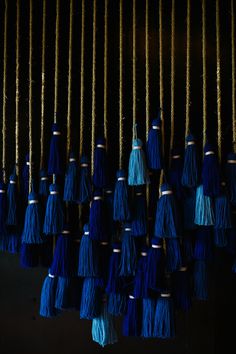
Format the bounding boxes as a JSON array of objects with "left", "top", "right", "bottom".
[
  {"left": 2, "top": 0, "right": 8, "bottom": 183},
  {"left": 104, "top": 0, "right": 108, "bottom": 147},
  {"left": 67, "top": 0, "right": 73, "bottom": 159},
  {"left": 185, "top": 0, "right": 191, "bottom": 137},
  {"left": 132, "top": 0, "right": 136, "bottom": 131},
  {"left": 91, "top": 0, "right": 97, "bottom": 175},
  {"left": 40, "top": 0, "right": 46, "bottom": 170},
  {"left": 79, "top": 0, "right": 85, "bottom": 156},
  {"left": 119, "top": 0, "right": 123, "bottom": 169},
  {"left": 231, "top": 0, "right": 236, "bottom": 149},
  {"left": 29, "top": 0, "right": 33, "bottom": 191},
  {"left": 202, "top": 0, "right": 207, "bottom": 149},
  {"left": 216, "top": 0, "right": 222, "bottom": 163}
]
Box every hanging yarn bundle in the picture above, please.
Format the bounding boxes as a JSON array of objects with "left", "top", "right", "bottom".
[{"left": 146, "top": 114, "right": 163, "bottom": 170}]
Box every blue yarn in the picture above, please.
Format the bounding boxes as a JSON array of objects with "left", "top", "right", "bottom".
[
  {"left": 7, "top": 231, "right": 21, "bottom": 254},
  {"left": 78, "top": 224, "right": 99, "bottom": 277},
  {"left": 214, "top": 191, "right": 232, "bottom": 229},
  {"left": 182, "top": 135, "right": 199, "bottom": 188},
  {"left": 48, "top": 123, "right": 63, "bottom": 175},
  {"left": 93, "top": 137, "right": 108, "bottom": 189},
  {"left": 119, "top": 225, "right": 137, "bottom": 277},
  {"left": 21, "top": 191, "right": 43, "bottom": 244},
  {"left": 172, "top": 267, "right": 192, "bottom": 311},
  {"left": 128, "top": 138, "right": 150, "bottom": 186},
  {"left": 104, "top": 188, "right": 116, "bottom": 238},
  {"left": 21, "top": 154, "right": 29, "bottom": 202},
  {"left": 194, "top": 185, "right": 214, "bottom": 226},
  {"left": 193, "top": 260, "right": 208, "bottom": 300},
  {"left": 107, "top": 293, "right": 127, "bottom": 316},
  {"left": 106, "top": 243, "right": 123, "bottom": 294},
  {"left": 202, "top": 143, "right": 220, "bottom": 197},
  {"left": 39, "top": 169, "right": 49, "bottom": 198},
  {"left": 169, "top": 148, "right": 184, "bottom": 200},
  {"left": 153, "top": 294, "right": 175, "bottom": 339},
  {"left": 214, "top": 229, "right": 228, "bottom": 248},
  {"left": 182, "top": 234, "right": 194, "bottom": 263},
  {"left": 123, "top": 295, "right": 141, "bottom": 337},
  {"left": 80, "top": 277, "right": 103, "bottom": 319},
  {"left": 92, "top": 301, "right": 118, "bottom": 347},
  {"left": 131, "top": 187, "right": 147, "bottom": 237},
  {"left": 39, "top": 273, "right": 59, "bottom": 318},
  {"left": 226, "top": 152, "right": 236, "bottom": 205},
  {"left": 113, "top": 169, "right": 131, "bottom": 221},
  {"left": 89, "top": 190, "right": 107, "bottom": 242},
  {"left": 63, "top": 152, "right": 78, "bottom": 202},
  {"left": 183, "top": 188, "right": 196, "bottom": 230},
  {"left": 78, "top": 155, "right": 92, "bottom": 204},
  {"left": 166, "top": 238, "right": 182, "bottom": 273},
  {"left": 54, "top": 276, "right": 81, "bottom": 310},
  {"left": 146, "top": 238, "right": 165, "bottom": 292},
  {"left": 154, "top": 183, "right": 180, "bottom": 238},
  {"left": 146, "top": 117, "right": 163, "bottom": 170},
  {"left": 194, "top": 227, "right": 213, "bottom": 261},
  {"left": 134, "top": 247, "right": 149, "bottom": 298},
  {"left": 0, "top": 182, "right": 8, "bottom": 251},
  {"left": 20, "top": 243, "right": 39, "bottom": 268},
  {"left": 141, "top": 298, "right": 155, "bottom": 338},
  {"left": 43, "top": 184, "right": 64, "bottom": 235},
  {"left": 7, "top": 170, "right": 18, "bottom": 226}
]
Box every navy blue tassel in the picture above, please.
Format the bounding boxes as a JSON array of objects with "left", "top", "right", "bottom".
[
  {"left": 39, "top": 239, "right": 53, "bottom": 268},
  {"left": 80, "top": 277, "right": 103, "bottom": 319},
  {"left": 7, "top": 231, "right": 21, "bottom": 254},
  {"left": 182, "top": 135, "right": 199, "bottom": 187},
  {"left": 39, "top": 273, "right": 59, "bottom": 318},
  {"left": 93, "top": 137, "right": 108, "bottom": 189},
  {"left": 39, "top": 169, "right": 49, "bottom": 198},
  {"left": 182, "top": 233, "right": 194, "bottom": 263},
  {"left": 166, "top": 238, "right": 182, "bottom": 273},
  {"left": 202, "top": 143, "right": 220, "bottom": 197},
  {"left": 154, "top": 183, "right": 180, "bottom": 238},
  {"left": 214, "top": 229, "right": 228, "bottom": 248},
  {"left": 193, "top": 260, "right": 208, "bottom": 300},
  {"left": 48, "top": 123, "right": 63, "bottom": 176},
  {"left": 169, "top": 148, "right": 184, "bottom": 200},
  {"left": 226, "top": 226, "right": 236, "bottom": 256},
  {"left": 134, "top": 247, "right": 149, "bottom": 299},
  {"left": 119, "top": 224, "right": 137, "bottom": 277},
  {"left": 113, "top": 169, "right": 131, "bottom": 221},
  {"left": 7, "top": 169, "right": 18, "bottom": 226},
  {"left": 131, "top": 187, "right": 147, "bottom": 237},
  {"left": 226, "top": 152, "right": 236, "bottom": 205},
  {"left": 78, "top": 223, "right": 99, "bottom": 277},
  {"left": 146, "top": 116, "right": 163, "bottom": 170},
  {"left": 63, "top": 152, "right": 78, "bottom": 202},
  {"left": 104, "top": 188, "right": 116, "bottom": 239},
  {"left": 123, "top": 295, "right": 141, "bottom": 337},
  {"left": 20, "top": 243, "right": 39, "bottom": 268},
  {"left": 146, "top": 237, "right": 165, "bottom": 292},
  {"left": 141, "top": 298, "right": 155, "bottom": 338},
  {"left": 89, "top": 190, "right": 108, "bottom": 242},
  {"left": 43, "top": 183, "right": 64, "bottom": 235},
  {"left": 78, "top": 155, "right": 92, "bottom": 204},
  {"left": 106, "top": 242, "right": 123, "bottom": 294},
  {"left": 194, "top": 227, "right": 213, "bottom": 261},
  {"left": 21, "top": 154, "right": 30, "bottom": 202},
  {"left": 214, "top": 188, "right": 232, "bottom": 229},
  {"left": 0, "top": 182, "right": 8, "bottom": 251},
  {"left": 107, "top": 293, "right": 127, "bottom": 316},
  {"left": 172, "top": 266, "right": 192, "bottom": 311},
  {"left": 55, "top": 276, "right": 81, "bottom": 310},
  {"left": 183, "top": 188, "right": 196, "bottom": 230},
  {"left": 153, "top": 293, "right": 175, "bottom": 339},
  {"left": 99, "top": 241, "right": 110, "bottom": 282},
  {"left": 194, "top": 185, "right": 215, "bottom": 226}
]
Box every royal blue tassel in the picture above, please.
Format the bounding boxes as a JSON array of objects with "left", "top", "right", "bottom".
[
  {"left": 107, "top": 293, "right": 127, "bottom": 316},
  {"left": 123, "top": 295, "right": 141, "bottom": 337},
  {"left": 202, "top": 143, "right": 220, "bottom": 197},
  {"left": 55, "top": 276, "right": 81, "bottom": 310},
  {"left": 78, "top": 223, "right": 99, "bottom": 277},
  {"left": 166, "top": 238, "right": 182, "bottom": 273},
  {"left": 20, "top": 243, "right": 39, "bottom": 267},
  {"left": 194, "top": 227, "right": 213, "bottom": 261},
  {"left": 154, "top": 183, "right": 180, "bottom": 238},
  {"left": 39, "top": 273, "right": 59, "bottom": 318},
  {"left": 182, "top": 135, "right": 199, "bottom": 187},
  {"left": 172, "top": 266, "right": 192, "bottom": 311},
  {"left": 93, "top": 137, "right": 108, "bottom": 189},
  {"left": 226, "top": 152, "right": 236, "bottom": 205},
  {"left": 78, "top": 155, "right": 92, "bottom": 204},
  {"left": 146, "top": 116, "right": 163, "bottom": 170},
  {"left": 113, "top": 169, "right": 131, "bottom": 221},
  {"left": 7, "top": 170, "right": 18, "bottom": 226},
  {"left": 21, "top": 154, "right": 30, "bottom": 202},
  {"left": 153, "top": 293, "right": 175, "bottom": 339},
  {"left": 89, "top": 190, "right": 108, "bottom": 242},
  {"left": 21, "top": 191, "right": 43, "bottom": 244},
  {"left": 39, "top": 169, "right": 49, "bottom": 198},
  {"left": 141, "top": 298, "right": 155, "bottom": 338},
  {"left": 146, "top": 237, "right": 165, "bottom": 292},
  {"left": 104, "top": 188, "right": 116, "bottom": 238},
  {"left": 63, "top": 152, "right": 78, "bottom": 202},
  {"left": 194, "top": 185, "right": 214, "bottom": 226},
  {"left": 48, "top": 123, "right": 63, "bottom": 176},
  {"left": 0, "top": 182, "right": 8, "bottom": 251},
  {"left": 134, "top": 247, "right": 148, "bottom": 299},
  {"left": 183, "top": 188, "right": 196, "bottom": 230},
  {"left": 193, "top": 260, "right": 208, "bottom": 300},
  {"left": 119, "top": 224, "right": 137, "bottom": 277},
  {"left": 43, "top": 183, "right": 64, "bottom": 235},
  {"left": 80, "top": 277, "right": 103, "bottom": 319},
  {"left": 169, "top": 148, "right": 184, "bottom": 200},
  {"left": 92, "top": 299, "right": 118, "bottom": 347},
  {"left": 106, "top": 242, "right": 123, "bottom": 294},
  {"left": 131, "top": 187, "right": 147, "bottom": 237}
]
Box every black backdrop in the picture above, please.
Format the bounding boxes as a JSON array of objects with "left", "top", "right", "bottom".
[{"left": 0, "top": 0, "right": 236, "bottom": 353}]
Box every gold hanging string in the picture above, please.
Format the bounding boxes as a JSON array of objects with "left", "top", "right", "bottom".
[
  {"left": 132, "top": 0, "right": 137, "bottom": 132},
  {"left": 159, "top": 0, "right": 164, "bottom": 188},
  {"left": 104, "top": 0, "right": 108, "bottom": 146},
  {"left": 119, "top": 0, "right": 123, "bottom": 169},
  {"left": 169, "top": 0, "right": 175, "bottom": 163},
  {"left": 216, "top": 0, "right": 222, "bottom": 163},
  {"left": 145, "top": 0, "right": 150, "bottom": 140},
  {"left": 67, "top": 0, "right": 73, "bottom": 159},
  {"left": 29, "top": 0, "right": 33, "bottom": 192},
  {"left": 91, "top": 0, "right": 97, "bottom": 175},
  {"left": 185, "top": 0, "right": 191, "bottom": 137},
  {"left": 40, "top": 0, "right": 46, "bottom": 170},
  {"left": 202, "top": 0, "right": 207, "bottom": 149},
  {"left": 15, "top": 0, "right": 20, "bottom": 178},
  {"left": 79, "top": 0, "right": 85, "bottom": 156},
  {"left": 231, "top": 0, "right": 235, "bottom": 150},
  {"left": 2, "top": 0, "right": 8, "bottom": 183}
]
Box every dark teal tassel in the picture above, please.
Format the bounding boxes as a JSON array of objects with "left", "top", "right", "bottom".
[
  {"left": 153, "top": 293, "right": 175, "bottom": 339},
  {"left": 119, "top": 224, "right": 137, "bottom": 277},
  {"left": 194, "top": 185, "right": 214, "bottom": 226},
  {"left": 226, "top": 152, "right": 236, "bottom": 205},
  {"left": 63, "top": 152, "right": 78, "bottom": 202},
  {"left": 78, "top": 223, "right": 99, "bottom": 277},
  {"left": 43, "top": 183, "right": 64, "bottom": 235},
  {"left": 39, "top": 273, "right": 59, "bottom": 318},
  {"left": 7, "top": 169, "right": 18, "bottom": 226},
  {"left": 146, "top": 115, "right": 163, "bottom": 170},
  {"left": 141, "top": 298, "right": 155, "bottom": 338},
  {"left": 182, "top": 134, "right": 199, "bottom": 187},
  {"left": 113, "top": 169, "right": 131, "bottom": 221},
  {"left": 131, "top": 187, "right": 147, "bottom": 237},
  {"left": 48, "top": 123, "right": 63, "bottom": 176}
]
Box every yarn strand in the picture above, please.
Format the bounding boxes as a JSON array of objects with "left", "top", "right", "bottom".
[
  {"left": 15, "top": 0, "right": 20, "bottom": 177},
  {"left": 67, "top": 0, "right": 73, "bottom": 159},
  {"left": 2, "top": 0, "right": 8, "bottom": 183},
  {"left": 91, "top": 0, "right": 97, "bottom": 175},
  {"left": 40, "top": 0, "right": 46, "bottom": 170},
  {"left": 170, "top": 0, "right": 175, "bottom": 164},
  {"left": 119, "top": 0, "right": 123, "bottom": 169},
  {"left": 79, "top": 0, "right": 85, "bottom": 156},
  {"left": 231, "top": 0, "right": 236, "bottom": 150},
  {"left": 185, "top": 0, "right": 191, "bottom": 137},
  {"left": 132, "top": 0, "right": 137, "bottom": 132},
  {"left": 202, "top": 0, "right": 207, "bottom": 149},
  {"left": 104, "top": 0, "right": 108, "bottom": 147},
  {"left": 216, "top": 0, "right": 222, "bottom": 163},
  {"left": 159, "top": 0, "right": 164, "bottom": 188},
  {"left": 28, "top": 0, "right": 33, "bottom": 191}
]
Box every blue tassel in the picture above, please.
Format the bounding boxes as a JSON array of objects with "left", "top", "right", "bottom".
[
  {"left": 182, "top": 135, "right": 199, "bottom": 187},
  {"left": 153, "top": 293, "right": 175, "bottom": 339},
  {"left": 194, "top": 227, "right": 213, "bottom": 261},
  {"left": 166, "top": 238, "right": 182, "bottom": 273},
  {"left": 55, "top": 276, "right": 81, "bottom": 310},
  {"left": 89, "top": 190, "right": 108, "bottom": 242},
  {"left": 214, "top": 229, "right": 228, "bottom": 248},
  {"left": 106, "top": 242, "right": 123, "bottom": 294},
  {"left": 0, "top": 182, "right": 8, "bottom": 251},
  {"left": 202, "top": 143, "right": 220, "bottom": 197},
  {"left": 78, "top": 155, "right": 92, "bottom": 204},
  {"left": 169, "top": 148, "right": 184, "bottom": 200},
  {"left": 48, "top": 123, "right": 63, "bottom": 176},
  {"left": 80, "top": 277, "right": 103, "bottom": 319},
  {"left": 134, "top": 247, "right": 148, "bottom": 299},
  {"left": 40, "top": 239, "right": 53, "bottom": 267},
  {"left": 141, "top": 298, "right": 155, "bottom": 338},
  {"left": 43, "top": 183, "right": 64, "bottom": 235},
  {"left": 63, "top": 152, "right": 78, "bottom": 202},
  {"left": 39, "top": 169, "right": 49, "bottom": 198},
  {"left": 107, "top": 293, "right": 127, "bottom": 316},
  {"left": 193, "top": 260, "right": 208, "bottom": 300},
  {"left": 146, "top": 116, "right": 163, "bottom": 170},
  {"left": 39, "top": 273, "right": 59, "bottom": 318},
  {"left": 7, "top": 169, "right": 18, "bottom": 226},
  {"left": 123, "top": 295, "right": 141, "bottom": 337},
  {"left": 21, "top": 154, "right": 30, "bottom": 202},
  {"left": 131, "top": 187, "right": 147, "bottom": 237},
  {"left": 214, "top": 190, "right": 232, "bottom": 229},
  {"left": 113, "top": 169, "right": 131, "bottom": 221},
  {"left": 226, "top": 226, "right": 236, "bottom": 255},
  {"left": 172, "top": 266, "right": 192, "bottom": 311},
  {"left": 194, "top": 185, "right": 214, "bottom": 226},
  {"left": 93, "top": 137, "right": 108, "bottom": 189},
  {"left": 119, "top": 224, "right": 137, "bottom": 277},
  {"left": 20, "top": 243, "right": 39, "bottom": 268},
  {"left": 7, "top": 231, "right": 21, "bottom": 254},
  {"left": 92, "top": 300, "right": 118, "bottom": 347},
  {"left": 232, "top": 258, "right": 236, "bottom": 273},
  {"left": 226, "top": 152, "right": 236, "bottom": 205},
  {"left": 21, "top": 191, "right": 43, "bottom": 244},
  {"left": 146, "top": 237, "right": 165, "bottom": 292},
  {"left": 104, "top": 188, "right": 116, "bottom": 238},
  {"left": 182, "top": 233, "right": 194, "bottom": 263},
  {"left": 99, "top": 241, "right": 110, "bottom": 282},
  {"left": 154, "top": 183, "right": 180, "bottom": 238},
  {"left": 183, "top": 188, "right": 196, "bottom": 230},
  {"left": 78, "top": 223, "right": 99, "bottom": 277}
]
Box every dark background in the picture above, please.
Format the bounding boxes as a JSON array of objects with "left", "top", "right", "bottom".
[{"left": 0, "top": 0, "right": 236, "bottom": 353}]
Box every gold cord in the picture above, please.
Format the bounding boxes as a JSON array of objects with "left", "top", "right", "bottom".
[
  {"left": 15, "top": 0, "right": 20, "bottom": 178},
  {"left": 132, "top": 0, "right": 137, "bottom": 132},
  {"left": 216, "top": 0, "right": 222, "bottom": 163},
  {"left": 67, "top": 0, "right": 73, "bottom": 159},
  {"left": 104, "top": 0, "right": 108, "bottom": 147},
  {"left": 231, "top": 0, "right": 236, "bottom": 149},
  {"left": 159, "top": 0, "right": 164, "bottom": 188},
  {"left": 54, "top": 0, "right": 60, "bottom": 122},
  {"left": 40, "top": 0, "right": 46, "bottom": 170},
  {"left": 2, "top": 0, "right": 8, "bottom": 183},
  {"left": 145, "top": 0, "right": 150, "bottom": 141},
  {"left": 91, "top": 0, "right": 97, "bottom": 175},
  {"left": 185, "top": 0, "right": 191, "bottom": 137},
  {"left": 29, "top": 0, "right": 33, "bottom": 191},
  {"left": 202, "top": 0, "right": 207, "bottom": 149},
  {"left": 170, "top": 0, "right": 175, "bottom": 162},
  {"left": 79, "top": 0, "right": 85, "bottom": 156},
  {"left": 119, "top": 0, "right": 123, "bottom": 169}
]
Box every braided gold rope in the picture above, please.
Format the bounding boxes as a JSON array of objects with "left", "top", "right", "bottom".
[
  {"left": 202, "top": 0, "right": 207, "bottom": 149},
  {"left": 159, "top": 0, "right": 164, "bottom": 188},
  {"left": 145, "top": 0, "right": 150, "bottom": 141},
  {"left": 2, "top": 0, "right": 8, "bottom": 183},
  {"left": 231, "top": 0, "right": 236, "bottom": 149},
  {"left": 15, "top": 0, "right": 20, "bottom": 178},
  {"left": 79, "top": 0, "right": 85, "bottom": 156},
  {"left": 132, "top": 0, "right": 137, "bottom": 131},
  {"left": 104, "top": 0, "right": 108, "bottom": 146},
  {"left": 54, "top": 0, "right": 60, "bottom": 122},
  {"left": 216, "top": 0, "right": 222, "bottom": 163},
  {"left": 40, "top": 0, "right": 46, "bottom": 170},
  {"left": 29, "top": 0, "right": 33, "bottom": 191},
  {"left": 67, "top": 0, "right": 73, "bottom": 159},
  {"left": 185, "top": 0, "right": 191, "bottom": 137},
  {"left": 170, "top": 0, "right": 175, "bottom": 163},
  {"left": 119, "top": 0, "right": 123, "bottom": 169},
  {"left": 91, "top": 0, "right": 97, "bottom": 175}
]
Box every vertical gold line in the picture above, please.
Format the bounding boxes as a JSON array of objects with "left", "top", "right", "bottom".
[
  {"left": 79, "top": 0, "right": 85, "bottom": 156},
  {"left": 104, "top": 0, "right": 108, "bottom": 145},
  {"left": 119, "top": 0, "right": 123, "bottom": 169},
  {"left": 54, "top": 0, "right": 60, "bottom": 121},
  {"left": 15, "top": 0, "right": 20, "bottom": 177},
  {"left": 40, "top": 0, "right": 46, "bottom": 170},
  {"left": 216, "top": 0, "right": 222, "bottom": 163},
  {"left": 132, "top": 0, "right": 136, "bottom": 130},
  {"left": 67, "top": 0, "right": 73, "bottom": 159},
  {"left": 91, "top": 0, "right": 97, "bottom": 175},
  {"left": 159, "top": 0, "right": 164, "bottom": 188},
  {"left": 170, "top": 0, "right": 175, "bottom": 161},
  {"left": 145, "top": 0, "right": 150, "bottom": 140},
  {"left": 29, "top": 0, "right": 33, "bottom": 191},
  {"left": 202, "top": 0, "right": 207, "bottom": 149},
  {"left": 231, "top": 0, "right": 235, "bottom": 147},
  {"left": 2, "top": 0, "right": 8, "bottom": 183},
  {"left": 185, "top": 0, "right": 191, "bottom": 137}
]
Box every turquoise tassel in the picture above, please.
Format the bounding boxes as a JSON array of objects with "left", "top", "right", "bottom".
[{"left": 194, "top": 185, "right": 214, "bottom": 226}]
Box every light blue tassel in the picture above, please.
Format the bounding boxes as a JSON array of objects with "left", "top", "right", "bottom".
[
  {"left": 141, "top": 298, "right": 155, "bottom": 338},
  {"left": 194, "top": 185, "right": 214, "bottom": 226}
]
